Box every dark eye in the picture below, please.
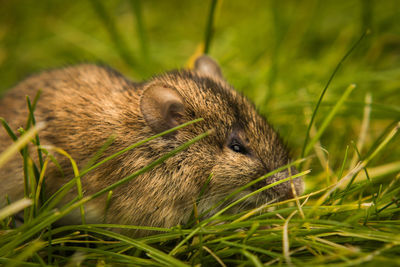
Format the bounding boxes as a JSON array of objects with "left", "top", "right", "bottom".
[{"left": 229, "top": 139, "right": 247, "bottom": 154}]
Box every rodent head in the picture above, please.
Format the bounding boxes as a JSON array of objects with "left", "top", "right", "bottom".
[{"left": 137, "top": 56, "right": 304, "bottom": 222}]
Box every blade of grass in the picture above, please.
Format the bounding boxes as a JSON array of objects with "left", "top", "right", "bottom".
[
  {"left": 129, "top": 0, "right": 149, "bottom": 61},
  {"left": 0, "top": 118, "right": 18, "bottom": 141},
  {"left": 38, "top": 147, "right": 65, "bottom": 179},
  {"left": 26, "top": 95, "right": 44, "bottom": 170},
  {"left": 169, "top": 227, "right": 201, "bottom": 256},
  {"left": 243, "top": 221, "right": 259, "bottom": 244},
  {"left": 350, "top": 92, "right": 372, "bottom": 168},
  {"left": 88, "top": 0, "right": 136, "bottom": 68},
  {"left": 203, "top": 246, "right": 227, "bottom": 267},
  {"left": 305, "top": 84, "right": 356, "bottom": 155},
  {"left": 24, "top": 90, "right": 42, "bottom": 130},
  {"left": 22, "top": 144, "right": 30, "bottom": 222},
  {"left": 283, "top": 210, "right": 297, "bottom": 266},
  {"left": 324, "top": 145, "right": 349, "bottom": 204},
  {"left": 203, "top": 0, "right": 219, "bottom": 54},
  {"left": 187, "top": 173, "right": 213, "bottom": 225},
  {"left": 363, "top": 121, "right": 399, "bottom": 166},
  {"left": 0, "top": 122, "right": 45, "bottom": 169},
  {"left": 6, "top": 240, "right": 46, "bottom": 267},
  {"left": 301, "top": 30, "right": 369, "bottom": 159},
  {"left": 4, "top": 195, "right": 16, "bottom": 229},
  {"left": 51, "top": 147, "right": 85, "bottom": 224},
  {"left": 241, "top": 250, "right": 263, "bottom": 267},
  {"left": 351, "top": 160, "right": 400, "bottom": 185},
  {"left": 34, "top": 158, "right": 50, "bottom": 215},
  {"left": 81, "top": 134, "right": 115, "bottom": 172},
  {"left": 103, "top": 190, "right": 113, "bottom": 223},
  {"left": 27, "top": 159, "right": 37, "bottom": 221},
  {"left": 0, "top": 198, "right": 32, "bottom": 221}
]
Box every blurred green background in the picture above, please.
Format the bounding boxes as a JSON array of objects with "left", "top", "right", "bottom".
[{"left": 0, "top": 0, "right": 399, "bottom": 177}]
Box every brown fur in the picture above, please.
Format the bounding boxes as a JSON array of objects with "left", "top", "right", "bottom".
[{"left": 0, "top": 57, "right": 303, "bottom": 236}]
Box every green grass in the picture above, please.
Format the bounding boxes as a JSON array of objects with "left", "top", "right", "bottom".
[{"left": 1, "top": 0, "right": 400, "bottom": 266}]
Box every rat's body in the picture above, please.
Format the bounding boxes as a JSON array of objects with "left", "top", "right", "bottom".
[{"left": 0, "top": 57, "right": 303, "bottom": 236}]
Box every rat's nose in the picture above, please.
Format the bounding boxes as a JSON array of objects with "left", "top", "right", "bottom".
[
  {"left": 250, "top": 166, "right": 304, "bottom": 199},
  {"left": 271, "top": 167, "right": 304, "bottom": 199}
]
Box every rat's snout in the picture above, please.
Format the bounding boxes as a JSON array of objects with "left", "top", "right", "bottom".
[
  {"left": 275, "top": 166, "right": 304, "bottom": 198},
  {"left": 251, "top": 166, "right": 304, "bottom": 200}
]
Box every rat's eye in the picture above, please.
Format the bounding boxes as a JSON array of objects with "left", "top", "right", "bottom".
[{"left": 229, "top": 139, "right": 247, "bottom": 154}]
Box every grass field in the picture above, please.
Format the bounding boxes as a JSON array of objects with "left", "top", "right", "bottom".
[{"left": 0, "top": 0, "right": 399, "bottom": 266}]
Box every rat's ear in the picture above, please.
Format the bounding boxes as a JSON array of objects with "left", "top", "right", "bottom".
[
  {"left": 140, "top": 84, "right": 185, "bottom": 134},
  {"left": 194, "top": 55, "right": 224, "bottom": 80}
]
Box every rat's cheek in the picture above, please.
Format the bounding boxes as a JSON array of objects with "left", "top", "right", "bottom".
[{"left": 209, "top": 156, "right": 256, "bottom": 192}]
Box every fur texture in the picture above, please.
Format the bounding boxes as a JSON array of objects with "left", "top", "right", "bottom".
[{"left": 0, "top": 57, "right": 303, "bottom": 236}]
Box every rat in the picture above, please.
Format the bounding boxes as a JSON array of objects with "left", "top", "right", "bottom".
[{"left": 0, "top": 56, "right": 304, "bottom": 236}]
